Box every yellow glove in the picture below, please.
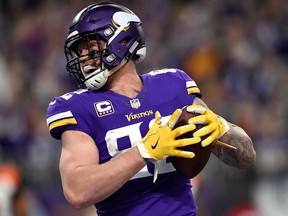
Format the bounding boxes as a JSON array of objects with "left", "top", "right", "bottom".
[
  {"left": 137, "top": 109, "right": 201, "bottom": 161},
  {"left": 187, "top": 105, "right": 229, "bottom": 147}
]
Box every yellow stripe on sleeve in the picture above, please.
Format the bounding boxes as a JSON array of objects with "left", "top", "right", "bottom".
[
  {"left": 187, "top": 87, "right": 200, "bottom": 95},
  {"left": 49, "top": 118, "right": 77, "bottom": 131}
]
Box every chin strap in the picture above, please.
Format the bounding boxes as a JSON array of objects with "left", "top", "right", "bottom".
[
  {"left": 103, "top": 58, "right": 128, "bottom": 78},
  {"left": 86, "top": 40, "right": 140, "bottom": 90}
]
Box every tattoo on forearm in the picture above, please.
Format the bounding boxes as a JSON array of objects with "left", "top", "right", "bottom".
[
  {"left": 212, "top": 124, "right": 256, "bottom": 169},
  {"left": 192, "top": 97, "right": 256, "bottom": 168}
]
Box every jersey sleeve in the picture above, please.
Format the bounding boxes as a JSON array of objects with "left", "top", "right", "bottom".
[
  {"left": 46, "top": 96, "right": 91, "bottom": 140},
  {"left": 175, "top": 69, "right": 201, "bottom": 98}
]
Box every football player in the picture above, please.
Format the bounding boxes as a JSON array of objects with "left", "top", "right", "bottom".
[{"left": 46, "top": 2, "right": 256, "bottom": 215}]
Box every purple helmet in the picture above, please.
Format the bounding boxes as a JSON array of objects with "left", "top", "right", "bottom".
[{"left": 64, "top": 2, "right": 146, "bottom": 90}]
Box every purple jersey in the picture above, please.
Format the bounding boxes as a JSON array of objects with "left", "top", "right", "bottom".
[{"left": 46, "top": 68, "right": 201, "bottom": 216}]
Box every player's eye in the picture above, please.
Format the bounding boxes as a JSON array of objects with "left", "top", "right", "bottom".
[{"left": 88, "top": 50, "right": 102, "bottom": 58}]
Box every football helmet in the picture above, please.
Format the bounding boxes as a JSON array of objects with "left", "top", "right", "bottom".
[{"left": 64, "top": 2, "right": 146, "bottom": 90}]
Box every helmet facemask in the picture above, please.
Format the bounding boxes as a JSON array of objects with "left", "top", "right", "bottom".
[{"left": 65, "top": 32, "right": 116, "bottom": 90}]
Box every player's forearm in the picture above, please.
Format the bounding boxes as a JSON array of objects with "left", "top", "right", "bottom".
[
  {"left": 61, "top": 147, "right": 145, "bottom": 209},
  {"left": 211, "top": 123, "right": 256, "bottom": 169}
]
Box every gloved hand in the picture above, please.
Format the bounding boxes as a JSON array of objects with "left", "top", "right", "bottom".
[
  {"left": 187, "top": 105, "right": 229, "bottom": 147},
  {"left": 137, "top": 109, "right": 201, "bottom": 161}
]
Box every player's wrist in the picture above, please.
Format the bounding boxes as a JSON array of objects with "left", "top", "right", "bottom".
[
  {"left": 135, "top": 144, "right": 159, "bottom": 183},
  {"left": 136, "top": 142, "right": 157, "bottom": 163},
  {"left": 216, "top": 115, "right": 230, "bottom": 139},
  {"left": 213, "top": 118, "right": 237, "bottom": 150}
]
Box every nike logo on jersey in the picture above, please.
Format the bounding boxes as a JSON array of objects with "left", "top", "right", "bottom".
[{"left": 151, "top": 137, "right": 160, "bottom": 149}]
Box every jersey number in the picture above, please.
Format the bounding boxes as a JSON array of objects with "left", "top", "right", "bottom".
[{"left": 105, "top": 117, "right": 175, "bottom": 179}]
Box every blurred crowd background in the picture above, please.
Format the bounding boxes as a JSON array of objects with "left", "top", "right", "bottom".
[{"left": 0, "top": 0, "right": 288, "bottom": 215}]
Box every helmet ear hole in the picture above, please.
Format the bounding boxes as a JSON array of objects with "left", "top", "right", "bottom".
[
  {"left": 120, "top": 37, "right": 132, "bottom": 45},
  {"left": 120, "top": 40, "right": 127, "bottom": 46}
]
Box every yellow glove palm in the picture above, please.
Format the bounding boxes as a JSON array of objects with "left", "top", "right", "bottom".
[
  {"left": 187, "top": 105, "right": 229, "bottom": 147},
  {"left": 137, "top": 109, "right": 201, "bottom": 161}
]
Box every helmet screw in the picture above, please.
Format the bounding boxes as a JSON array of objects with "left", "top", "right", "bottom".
[
  {"left": 104, "top": 27, "right": 113, "bottom": 36},
  {"left": 106, "top": 54, "right": 116, "bottom": 62}
]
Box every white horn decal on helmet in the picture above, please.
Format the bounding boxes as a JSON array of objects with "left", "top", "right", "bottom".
[{"left": 108, "top": 11, "right": 141, "bottom": 45}]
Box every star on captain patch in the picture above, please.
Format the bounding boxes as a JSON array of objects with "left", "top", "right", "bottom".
[{"left": 130, "top": 98, "right": 141, "bottom": 109}]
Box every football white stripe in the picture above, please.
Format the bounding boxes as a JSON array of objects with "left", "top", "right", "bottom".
[
  {"left": 186, "top": 80, "right": 197, "bottom": 88},
  {"left": 46, "top": 111, "right": 73, "bottom": 126}
]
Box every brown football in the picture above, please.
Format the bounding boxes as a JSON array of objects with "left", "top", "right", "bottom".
[{"left": 170, "top": 106, "right": 212, "bottom": 179}]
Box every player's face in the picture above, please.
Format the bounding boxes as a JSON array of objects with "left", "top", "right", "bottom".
[{"left": 77, "top": 40, "right": 106, "bottom": 78}]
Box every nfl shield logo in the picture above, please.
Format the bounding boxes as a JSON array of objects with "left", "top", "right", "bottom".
[{"left": 130, "top": 98, "right": 141, "bottom": 109}]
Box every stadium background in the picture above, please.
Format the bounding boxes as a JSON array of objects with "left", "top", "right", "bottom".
[{"left": 0, "top": 0, "right": 288, "bottom": 215}]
